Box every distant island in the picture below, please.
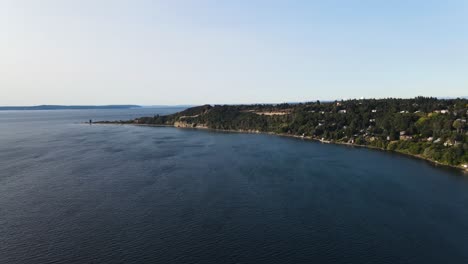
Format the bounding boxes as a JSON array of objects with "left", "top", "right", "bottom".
[
  {"left": 99, "top": 97, "right": 468, "bottom": 170},
  {"left": 0, "top": 105, "right": 141, "bottom": 111}
]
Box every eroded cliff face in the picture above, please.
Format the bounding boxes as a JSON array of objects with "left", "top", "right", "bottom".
[{"left": 174, "top": 121, "right": 208, "bottom": 129}]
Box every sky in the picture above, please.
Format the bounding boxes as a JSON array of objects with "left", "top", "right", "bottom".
[{"left": 1, "top": 0, "right": 467, "bottom": 105}]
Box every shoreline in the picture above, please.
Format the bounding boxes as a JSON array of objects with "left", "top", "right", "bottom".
[{"left": 94, "top": 122, "right": 468, "bottom": 173}]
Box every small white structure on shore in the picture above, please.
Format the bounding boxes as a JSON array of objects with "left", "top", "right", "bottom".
[{"left": 444, "top": 140, "right": 454, "bottom": 147}]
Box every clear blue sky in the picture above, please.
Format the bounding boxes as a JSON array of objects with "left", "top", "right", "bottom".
[{"left": 1, "top": 0, "right": 467, "bottom": 105}]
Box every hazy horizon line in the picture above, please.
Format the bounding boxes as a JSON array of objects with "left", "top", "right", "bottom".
[{"left": 1, "top": 96, "right": 467, "bottom": 108}]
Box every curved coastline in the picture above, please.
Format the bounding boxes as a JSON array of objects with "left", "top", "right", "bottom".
[{"left": 94, "top": 122, "right": 468, "bottom": 173}]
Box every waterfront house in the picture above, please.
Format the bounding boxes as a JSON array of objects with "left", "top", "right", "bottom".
[{"left": 400, "top": 135, "right": 413, "bottom": 141}]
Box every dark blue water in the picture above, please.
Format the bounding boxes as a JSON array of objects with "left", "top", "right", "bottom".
[{"left": 1, "top": 109, "right": 468, "bottom": 264}]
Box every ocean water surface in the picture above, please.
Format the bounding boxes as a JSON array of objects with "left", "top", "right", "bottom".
[{"left": 1, "top": 109, "right": 468, "bottom": 264}]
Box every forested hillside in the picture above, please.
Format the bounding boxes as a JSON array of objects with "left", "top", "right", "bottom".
[{"left": 107, "top": 97, "right": 468, "bottom": 168}]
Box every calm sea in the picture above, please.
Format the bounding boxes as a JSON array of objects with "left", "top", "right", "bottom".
[{"left": 1, "top": 109, "right": 468, "bottom": 264}]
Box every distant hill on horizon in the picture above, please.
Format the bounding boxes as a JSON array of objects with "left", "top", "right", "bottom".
[
  {"left": 0, "top": 105, "right": 142, "bottom": 111},
  {"left": 1, "top": 97, "right": 466, "bottom": 110}
]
